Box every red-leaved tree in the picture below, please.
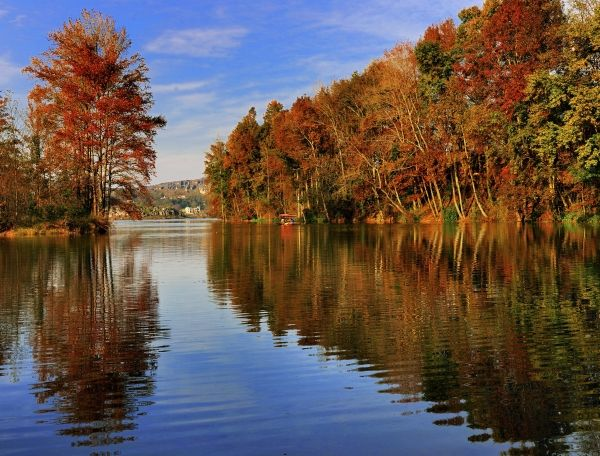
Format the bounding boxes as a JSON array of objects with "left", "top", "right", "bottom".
[{"left": 24, "top": 10, "right": 165, "bottom": 219}]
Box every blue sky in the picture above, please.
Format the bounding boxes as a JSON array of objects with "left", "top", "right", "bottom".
[{"left": 0, "top": 0, "right": 481, "bottom": 183}]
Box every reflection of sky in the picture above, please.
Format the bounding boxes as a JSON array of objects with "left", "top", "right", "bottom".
[
  {"left": 118, "top": 220, "right": 508, "bottom": 455},
  {"left": 0, "top": 220, "right": 521, "bottom": 454},
  {"left": 0, "top": 0, "right": 481, "bottom": 182},
  {"left": 147, "top": 287, "right": 493, "bottom": 454}
]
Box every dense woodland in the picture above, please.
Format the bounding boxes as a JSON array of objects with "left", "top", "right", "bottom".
[
  {"left": 0, "top": 11, "right": 164, "bottom": 233},
  {"left": 204, "top": 0, "right": 600, "bottom": 223}
]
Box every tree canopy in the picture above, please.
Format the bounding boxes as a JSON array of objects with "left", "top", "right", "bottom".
[
  {"left": 205, "top": 0, "right": 600, "bottom": 224},
  {"left": 0, "top": 10, "right": 165, "bottom": 232}
]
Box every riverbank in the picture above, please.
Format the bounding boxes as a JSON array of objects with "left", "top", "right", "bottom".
[
  {"left": 0, "top": 218, "right": 110, "bottom": 237},
  {"left": 3, "top": 213, "right": 599, "bottom": 236}
]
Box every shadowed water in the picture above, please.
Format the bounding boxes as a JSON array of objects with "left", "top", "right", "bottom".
[{"left": 1, "top": 220, "right": 600, "bottom": 454}]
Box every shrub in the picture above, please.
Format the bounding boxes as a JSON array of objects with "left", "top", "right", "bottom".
[{"left": 442, "top": 207, "right": 459, "bottom": 224}]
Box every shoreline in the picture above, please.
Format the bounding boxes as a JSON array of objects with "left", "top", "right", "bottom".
[
  {"left": 0, "top": 217, "right": 211, "bottom": 237},
  {"left": 0, "top": 220, "right": 109, "bottom": 237},
  {"left": 0, "top": 227, "right": 80, "bottom": 237},
  {"left": 2, "top": 217, "right": 598, "bottom": 237}
]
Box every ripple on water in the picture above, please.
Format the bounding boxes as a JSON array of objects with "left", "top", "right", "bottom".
[{"left": 1, "top": 222, "right": 600, "bottom": 455}]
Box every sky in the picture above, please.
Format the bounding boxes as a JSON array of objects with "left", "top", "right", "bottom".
[{"left": 0, "top": 0, "right": 482, "bottom": 183}]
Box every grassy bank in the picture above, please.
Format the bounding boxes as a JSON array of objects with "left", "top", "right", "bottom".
[{"left": 0, "top": 217, "right": 110, "bottom": 237}]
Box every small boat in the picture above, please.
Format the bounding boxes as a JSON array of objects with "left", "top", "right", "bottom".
[{"left": 279, "top": 213, "right": 298, "bottom": 225}]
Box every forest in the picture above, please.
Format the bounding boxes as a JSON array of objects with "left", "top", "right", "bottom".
[
  {"left": 204, "top": 0, "right": 600, "bottom": 223},
  {"left": 0, "top": 11, "right": 165, "bottom": 233}
]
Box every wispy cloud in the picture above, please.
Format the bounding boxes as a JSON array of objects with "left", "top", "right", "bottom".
[
  {"left": 0, "top": 55, "right": 21, "bottom": 86},
  {"left": 153, "top": 80, "right": 212, "bottom": 94},
  {"left": 152, "top": 82, "right": 315, "bottom": 182},
  {"left": 146, "top": 27, "right": 248, "bottom": 57},
  {"left": 10, "top": 14, "right": 26, "bottom": 26},
  {"left": 297, "top": 55, "right": 374, "bottom": 85},
  {"left": 0, "top": 9, "right": 8, "bottom": 19},
  {"left": 314, "top": 0, "right": 482, "bottom": 41},
  {"left": 172, "top": 91, "right": 217, "bottom": 108}
]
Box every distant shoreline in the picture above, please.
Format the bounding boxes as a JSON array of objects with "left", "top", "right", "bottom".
[{"left": 0, "top": 216, "right": 216, "bottom": 237}]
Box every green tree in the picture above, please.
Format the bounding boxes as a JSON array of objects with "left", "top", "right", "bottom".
[{"left": 204, "top": 140, "right": 231, "bottom": 220}]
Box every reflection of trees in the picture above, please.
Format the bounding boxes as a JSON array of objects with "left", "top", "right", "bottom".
[
  {"left": 0, "top": 238, "right": 48, "bottom": 380},
  {"left": 207, "top": 224, "right": 600, "bottom": 452},
  {"left": 0, "top": 236, "right": 166, "bottom": 448}
]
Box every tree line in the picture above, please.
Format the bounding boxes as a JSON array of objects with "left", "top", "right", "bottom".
[
  {"left": 0, "top": 10, "right": 165, "bottom": 233},
  {"left": 204, "top": 0, "right": 600, "bottom": 223}
]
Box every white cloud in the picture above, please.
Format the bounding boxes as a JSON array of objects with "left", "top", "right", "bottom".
[
  {"left": 0, "top": 9, "right": 8, "bottom": 19},
  {"left": 0, "top": 55, "right": 21, "bottom": 86},
  {"left": 151, "top": 80, "right": 321, "bottom": 183},
  {"left": 153, "top": 80, "right": 211, "bottom": 94},
  {"left": 154, "top": 152, "right": 205, "bottom": 183},
  {"left": 146, "top": 27, "right": 248, "bottom": 57}
]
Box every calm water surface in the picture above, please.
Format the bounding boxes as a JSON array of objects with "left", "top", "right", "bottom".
[{"left": 2, "top": 220, "right": 600, "bottom": 455}]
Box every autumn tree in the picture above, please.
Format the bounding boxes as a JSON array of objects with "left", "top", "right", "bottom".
[
  {"left": 519, "top": 0, "right": 600, "bottom": 217},
  {"left": 360, "top": 46, "right": 431, "bottom": 220},
  {"left": 443, "top": 0, "right": 564, "bottom": 220},
  {"left": 560, "top": 1, "right": 600, "bottom": 212},
  {"left": 204, "top": 0, "right": 600, "bottom": 223},
  {"left": 24, "top": 10, "right": 165, "bottom": 220},
  {"left": 274, "top": 96, "right": 335, "bottom": 222},
  {"left": 224, "top": 107, "right": 261, "bottom": 219},
  {"left": 256, "top": 100, "right": 286, "bottom": 216},
  {"left": 455, "top": 0, "right": 564, "bottom": 116},
  {"left": 415, "top": 19, "right": 457, "bottom": 101}
]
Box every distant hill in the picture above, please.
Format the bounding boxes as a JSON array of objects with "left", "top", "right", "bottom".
[
  {"left": 136, "top": 178, "right": 208, "bottom": 218},
  {"left": 151, "top": 178, "right": 207, "bottom": 193}
]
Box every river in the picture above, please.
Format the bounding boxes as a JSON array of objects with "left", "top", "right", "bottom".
[{"left": 1, "top": 220, "right": 600, "bottom": 455}]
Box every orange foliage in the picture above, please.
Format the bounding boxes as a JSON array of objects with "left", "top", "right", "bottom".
[{"left": 24, "top": 10, "right": 165, "bottom": 218}]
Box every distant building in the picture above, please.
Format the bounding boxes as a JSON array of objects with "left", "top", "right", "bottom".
[
  {"left": 108, "top": 207, "right": 129, "bottom": 220},
  {"left": 182, "top": 206, "right": 203, "bottom": 216}
]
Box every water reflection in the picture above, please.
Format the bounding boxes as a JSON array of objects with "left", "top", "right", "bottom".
[
  {"left": 207, "top": 224, "right": 600, "bottom": 454},
  {"left": 0, "top": 235, "right": 167, "bottom": 448}
]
